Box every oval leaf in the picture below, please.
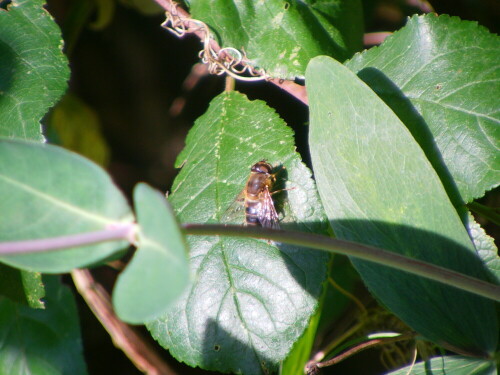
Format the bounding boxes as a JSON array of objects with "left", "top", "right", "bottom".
[
  {"left": 0, "top": 0, "right": 70, "bottom": 141},
  {"left": 113, "top": 183, "right": 190, "bottom": 324},
  {"left": 346, "top": 14, "right": 500, "bottom": 202},
  {"left": 147, "top": 91, "right": 330, "bottom": 374},
  {"left": 0, "top": 140, "right": 133, "bottom": 273},
  {"left": 306, "top": 56, "right": 497, "bottom": 355}
]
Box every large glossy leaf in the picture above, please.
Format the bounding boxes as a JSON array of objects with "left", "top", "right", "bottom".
[
  {"left": 0, "top": 275, "right": 87, "bottom": 375},
  {"left": 306, "top": 56, "right": 497, "bottom": 356},
  {"left": 0, "top": 140, "right": 133, "bottom": 273},
  {"left": 0, "top": 0, "right": 69, "bottom": 141},
  {"left": 113, "top": 183, "right": 190, "bottom": 324},
  {"left": 388, "top": 356, "right": 496, "bottom": 375},
  {"left": 147, "top": 91, "right": 330, "bottom": 374},
  {"left": 187, "top": 0, "right": 363, "bottom": 79},
  {"left": 346, "top": 14, "right": 500, "bottom": 202}
]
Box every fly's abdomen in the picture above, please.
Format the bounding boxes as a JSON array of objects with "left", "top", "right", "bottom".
[{"left": 245, "top": 198, "right": 262, "bottom": 226}]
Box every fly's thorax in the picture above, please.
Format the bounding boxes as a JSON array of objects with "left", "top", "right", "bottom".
[
  {"left": 250, "top": 161, "right": 273, "bottom": 174},
  {"left": 246, "top": 172, "right": 272, "bottom": 196}
]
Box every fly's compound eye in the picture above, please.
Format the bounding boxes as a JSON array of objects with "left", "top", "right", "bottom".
[{"left": 251, "top": 161, "right": 273, "bottom": 174}]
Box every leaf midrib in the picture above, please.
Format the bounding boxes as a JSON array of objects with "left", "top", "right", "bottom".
[{"left": 0, "top": 173, "right": 113, "bottom": 226}]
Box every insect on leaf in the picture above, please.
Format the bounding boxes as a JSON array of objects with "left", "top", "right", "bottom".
[{"left": 147, "top": 91, "right": 330, "bottom": 375}]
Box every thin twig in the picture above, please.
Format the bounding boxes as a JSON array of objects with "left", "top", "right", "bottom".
[
  {"left": 169, "top": 63, "right": 209, "bottom": 117},
  {"left": 71, "top": 269, "right": 177, "bottom": 375},
  {"left": 406, "top": 0, "right": 434, "bottom": 13},
  {"left": 306, "top": 332, "right": 416, "bottom": 373},
  {"left": 182, "top": 224, "right": 500, "bottom": 302},
  {"left": 0, "top": 223, "right": 136, "bottom": 255},
  {"left": 364, "top": 32, "right": 392, "bottom": 46}
]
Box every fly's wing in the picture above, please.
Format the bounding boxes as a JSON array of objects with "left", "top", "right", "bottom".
[
  {"left": 220, "top": 190, "right": 246, "bottom": 225},
  {"left": 258, "top": 187, "right": 280, "bottom": 229}
]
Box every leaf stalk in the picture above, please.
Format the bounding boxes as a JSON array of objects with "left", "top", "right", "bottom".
[
  {"left": 0, "top": 223, "right": 136, "bottom": 255},
  {"left": 182, "top": 224, "right": 500, "bottom": 302}
]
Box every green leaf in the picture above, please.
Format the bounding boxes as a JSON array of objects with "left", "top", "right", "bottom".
[
  {"left": 306, "top": 56, "right": 497, "bottom": 355},
  {"left": 0, "top": 139, "right": 133, "bottom": 273},
  {"left": 467, "top": 212, "right": 500, "bottom": 282},
  {"left": 46, "top": 93, "right": 110, "bottom": 166},
  {"left": 281, "top": 256, "right": 359, "bottom": 375},
  {"left": 317, "top": 257, "right": 360, "bottom": 333},
  {"left": 345, "top": 14, "right": 500, "bottom": 202},
  {"left": 188, "top": 0, "right": 363, "bottom": 79},
  {"left": 280, "top": 288, "right": 323, "bottom": 375},
  {"left": 0, "top": 0, "right": 70, "bottom": 141},
  {"left": 147, "top": 91, "right": 330, "bottom": 374},
  {"left": 113, "top": 183, "right": 190, "bottom": 324},
  {"left": 21, "top": 269, "right": 45, "bottom": 309},
  {"left": 387, "top": 356, "right": 496, "bottom": 375},
  {"left": 0, "top": 263, "right": 45, "bottom": 309},
  {"left": 0, "top": 275, "right": 88, "bottom": 375}
]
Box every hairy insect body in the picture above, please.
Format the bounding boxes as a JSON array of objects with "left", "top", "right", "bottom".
[{"left": 243, "top": 161, "right": 280, "bottom": 229}]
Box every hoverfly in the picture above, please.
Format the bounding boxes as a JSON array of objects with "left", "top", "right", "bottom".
[{"left": 222, "top": 161, "right": 281, "bottom": 229}]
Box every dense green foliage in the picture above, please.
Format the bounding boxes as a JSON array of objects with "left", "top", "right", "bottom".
[{"left": 0, "top": 0, "right": 498, "bottom": 374}]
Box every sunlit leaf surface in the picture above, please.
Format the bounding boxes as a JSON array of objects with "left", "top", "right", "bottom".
[
  {"left": 0, "top": 0, "right": 69, "bottom": 141},
  {"left": 346, "top": 14, "right": 500, "bottom": 202}
]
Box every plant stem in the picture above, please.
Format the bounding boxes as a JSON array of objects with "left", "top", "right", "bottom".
[
  {"left": 72, "top": 269, "right": 177, "bottom": 375},
  {"left": 182, "top": 224, "right": 500, "bottom": 302},
  {"left": 0, "top": 223, "right": 136, "bottom": 255},
  {"left": 306, "top": 331, "right": 416, "bottom": 373}
]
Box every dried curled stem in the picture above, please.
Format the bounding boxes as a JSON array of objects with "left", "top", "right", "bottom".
[
  {"left": 161, "top": 3, "right": 268, "bottom": 82},
  {"left": 154, "top": 0, "right": 307, "bottom": 103}
]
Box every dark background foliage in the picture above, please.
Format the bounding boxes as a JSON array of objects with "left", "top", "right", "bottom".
[{"left": 42, "top": 0, "right": 499, "bottom": 373}]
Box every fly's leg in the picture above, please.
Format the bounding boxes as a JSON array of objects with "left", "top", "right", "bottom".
[{"left": 270, "top": 186, "right": 296, "bottom": 195}]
